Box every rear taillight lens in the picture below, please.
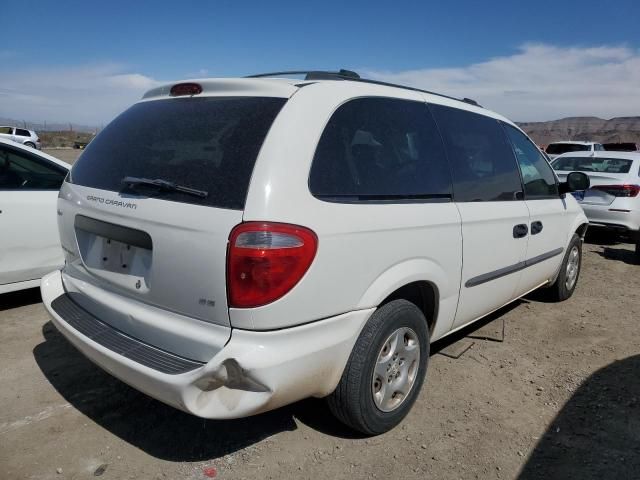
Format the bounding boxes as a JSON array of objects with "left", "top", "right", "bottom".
[
  {"left": 227, "top": 222, "right": 318, "bottom": 308},
  {"left": 592, "top": 184, "right": 640, "bottom": 197}
]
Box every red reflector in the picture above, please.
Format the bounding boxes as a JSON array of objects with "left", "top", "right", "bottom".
[
  {"left": 227, "top": 222, "right": 318, "bottom": 308},
  {"left": 170, "top": 82, "right": 203, "bottom": 96},
  {"left": 592, "top": 184, "right": 640, "bottom": 197}
]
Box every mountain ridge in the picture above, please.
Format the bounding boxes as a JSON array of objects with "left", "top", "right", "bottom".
[{"left": 517, "top": 116, "right": 640, "bottom": 146}]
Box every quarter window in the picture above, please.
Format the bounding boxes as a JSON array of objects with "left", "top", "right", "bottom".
[
  {"left": 0, "top": 145, "right": 66, "bottom": 190},
  {"left": 503, "top": 124, "right": 558, "bottom": 199},
  {"left": 15, "top": 128, "right": 31, "bottom": 137},
  {"left": 430, "top": 104, "right": 522, "bottom": 202},
  {"left": 309, "top": 98, "right": 452, "bottom": 201}
]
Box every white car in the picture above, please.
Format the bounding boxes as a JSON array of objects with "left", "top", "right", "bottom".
[
  {"left": 552, "top": 151, "right": 640, "bottom": 250},
  {"left": 0, "top": 139, "right": 69, "bottom": 294},
  {"left": 41, "top": 71, "right": 589, "bottom": 434},
  {"left": 545, "top": 141, "right": 604, "bottom": 160},
  {"left": 0, "top": 126, "right": 42, "bottom": 149}
]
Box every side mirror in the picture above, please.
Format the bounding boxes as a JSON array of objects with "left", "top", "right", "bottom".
[{"left": 560, "top": 171, "right": 590, "bottom": 194}]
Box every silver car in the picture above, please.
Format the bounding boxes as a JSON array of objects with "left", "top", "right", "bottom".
[{"left": 0, "top": 126, "right": 41, "bottom": 149}]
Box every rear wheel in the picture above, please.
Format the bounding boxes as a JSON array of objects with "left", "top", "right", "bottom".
[
  {"left": 545, "top": 233, "right": 582, "bottom": 301},
  {"left": 327, "top": 299, "right": 429, "bottom": 435},
  {"left": 24, "top": 141, "right": 35, "bottom": 148}
]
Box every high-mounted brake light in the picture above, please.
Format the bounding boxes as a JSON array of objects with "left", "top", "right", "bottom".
[
  {"left": 170, "top": 82, "right": 203, "bottom": 96},
  {"left": 227, "top": 222, "right": 318, "bottom": 308},
  {"left": 592, "top": 184, "right": 640, "bottom": 197}
]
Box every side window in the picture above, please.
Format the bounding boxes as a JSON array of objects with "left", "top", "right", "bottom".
[
  {"left": 0, "top": 146, "right": 66, "bottom": 190},
  {"left": 309, "top": 97, "right": 452, "bottom": 201},
  {"left": 15, "top": 128, "right": 31, "bottom": 137},
  {"left": 0, "top": 127, "right": 13, "bottom": 134},
  {"left": 502, "top": 124, "right": 559, "bottom": 199},
  {"left": 430, "top": 104, "right": 522, "bottom": 202}
]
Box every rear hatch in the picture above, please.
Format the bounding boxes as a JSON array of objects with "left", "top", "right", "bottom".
[{"left": 59, "top": 94, "right": 287, "bottom": 335}]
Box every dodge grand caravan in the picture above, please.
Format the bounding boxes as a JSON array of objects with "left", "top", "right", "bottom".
[{"left": 42, "top": 70, "right": 590, "bottom": 434}]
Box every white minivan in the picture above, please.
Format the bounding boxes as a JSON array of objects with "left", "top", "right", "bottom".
[{"left": 41, "top": 71, "right": 589, "bottom": 434}]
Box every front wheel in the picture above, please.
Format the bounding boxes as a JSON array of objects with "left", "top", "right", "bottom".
[
  {"left": 545, "top": 233, "right": 582, "bottom": 301},
  {"left": 327, "top": 299, "right": 429, "bottom": 435}
]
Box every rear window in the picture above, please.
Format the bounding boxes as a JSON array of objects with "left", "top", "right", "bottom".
[
  {"left": 552, "top": 157, "right": 634, "bottom": 174},
  {"left": 545, "top": 143, "right": 590, "bottom": 155},
  {"left": 70, "top": 96, "right": 286, "bottom": 209},
  {"left": 603, "top": 143, "right": 639, "bottom": 152}
]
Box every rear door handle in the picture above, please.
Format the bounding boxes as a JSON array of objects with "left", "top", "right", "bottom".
[
  {"left": 531, "top": 221, "right": 543, "bottom": 235},
  {"left": 513, "top": 224, "right": 528, "bottom": 239}
]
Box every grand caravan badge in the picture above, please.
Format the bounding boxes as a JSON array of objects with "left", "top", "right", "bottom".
[{"left": 86, "top": 195, "right": 137, "bottom": 210}]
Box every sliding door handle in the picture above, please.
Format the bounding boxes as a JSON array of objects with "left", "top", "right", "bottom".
[
  {"left": 531, "top": 221, "right": 543, "bottom": 235},
  {"left": 513, "top": 224, "right": 528, "bottom": 239}
]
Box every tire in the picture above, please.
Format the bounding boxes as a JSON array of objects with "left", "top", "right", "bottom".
[
  {"left": 635, "top": 238, "right": 640, "bottom": 264},
  {"left": 24, "top": 142, "right": 35, "bottom": 149},
  {"left": 545, "top": 233, "right": 582, "bottom": 301},
  {"left": 327, "top": 299, "right": 429, "bottom": 435}
]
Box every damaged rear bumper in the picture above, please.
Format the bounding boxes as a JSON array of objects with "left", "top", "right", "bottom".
[{"left": 41, "top": 270, "right": 373, "bottom": 419}]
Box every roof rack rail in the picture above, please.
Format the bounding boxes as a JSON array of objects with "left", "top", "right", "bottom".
[
  {"left": 246, "top": 69, "right": 360, "bottom": 80},
  {"left": 245, "top": 69, "right": 482, "bottom": 108}
]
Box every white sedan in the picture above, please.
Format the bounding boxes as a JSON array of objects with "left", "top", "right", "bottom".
[
  {"left": 0, "top": 139, "right": 69, "bottom": 294},
  {"left": 551, "top": 151, "right": 640, "bottom": 255}
]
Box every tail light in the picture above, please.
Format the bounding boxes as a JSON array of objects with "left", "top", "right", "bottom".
[
  {"left": 227, "top": 222, "right": 318, "bottom": 308},
  {"left": 592, "top": 184, "right": 640, "bottom": 197},
  {"left": 170, "top": 82, "right": 203, "bottom": 96}
]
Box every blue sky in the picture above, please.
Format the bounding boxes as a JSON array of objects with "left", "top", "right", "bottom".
[{"left": 1, "top": 0, "right": 640, "bottom": 124}]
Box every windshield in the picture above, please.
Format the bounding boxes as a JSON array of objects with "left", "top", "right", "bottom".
[
  {"left": 69, "top": 96, "right": 287, "bottom": 209},
  {"left": 545, "top": 143, "right": 591, "bottom": 155},
  {"left": 552, "top": 157, "right": 634, "bottom": 174}
]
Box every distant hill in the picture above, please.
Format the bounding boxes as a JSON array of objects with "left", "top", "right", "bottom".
[{"left": 518, "top": 116, "right": 640, "bottom": 146}]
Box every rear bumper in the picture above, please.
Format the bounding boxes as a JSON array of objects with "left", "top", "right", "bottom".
[
  {"left": 581, "top": 203, "right": 640, "bottom": 234},
  {"left": 41, "top": 270, "right": 373, "bottom": 419}
]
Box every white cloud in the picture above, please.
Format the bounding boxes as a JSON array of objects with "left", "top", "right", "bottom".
[
  {"left": 1, "top": 45, "right": 638, "bottom": 126},
  {"left": 364, "top": 44, "right": 640, "bottom": 121},
  {"left": 0, "top": 64, "right": 161, "bottom": 126}
]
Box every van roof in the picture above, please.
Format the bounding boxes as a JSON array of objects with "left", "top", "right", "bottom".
[{"left": 140, "top": 74, "right": 515, "bottom": 127}]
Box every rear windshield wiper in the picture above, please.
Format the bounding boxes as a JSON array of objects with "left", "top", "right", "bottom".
[{"left": 121, "top": 176, "right": 209, "bottom": 198}]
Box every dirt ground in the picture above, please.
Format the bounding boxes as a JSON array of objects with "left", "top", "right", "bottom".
[
  {"left": 43, "top": 148, "right": 82, "bottom": 165},
  {"left": 2, "top": 149, "right": 640, "bottom": 479}
]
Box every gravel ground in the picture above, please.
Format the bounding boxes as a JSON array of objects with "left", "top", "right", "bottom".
[
  {"left": 42, "top": 148, "right": 82, "bottom": 165},
  {"left": 1, "top": 239, "right": 639, "bottom": 480},
  {"left": 2, "top": 149, "right": 639, "bottom": 479}
]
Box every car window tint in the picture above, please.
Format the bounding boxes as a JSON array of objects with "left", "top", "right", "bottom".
[
  {"left": 309, "top": 97, "right": 452, "bottom": 201},
  {"left": 503, "top": 124, "right": 558, "bottom": 199},
  {"left": 0, "top": 145, "right": 66, "bottom": 190},
  {"left": 15, "top": 129, "right": 31, "bottom": 137},
  {"left": 552, "top": 156, "right": 634, "bottom": 174},
  {"left": 545, "top": 143, "right": 590, "bottom": 155},
  {"left": 430, "top": 104, "right": 522, "bottom": 202},
  {"left": 70, "top": 97, "right": 286, "bottom": 210}
]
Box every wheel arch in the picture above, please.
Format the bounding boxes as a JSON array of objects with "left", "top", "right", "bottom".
[
  {"left": 357, "top": 259, "right": 448, "bottom": 334},
  {"left": 379, "top": 281, "right": 439, "bottom": 334}
]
